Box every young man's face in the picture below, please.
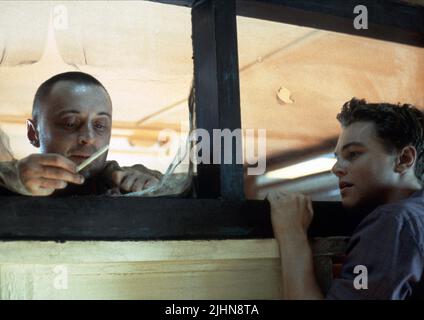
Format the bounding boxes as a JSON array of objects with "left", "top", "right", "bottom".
[
  {"left": 332, "top": 121, "right": 398, "bottom": 209},
  {"left": 30, "top": 80, "right": 112, "bottom": 178}
]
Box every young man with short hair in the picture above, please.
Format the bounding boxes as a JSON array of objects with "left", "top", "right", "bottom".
[{"left": 268, "top": 98, "right": 424, "bottom": 299}]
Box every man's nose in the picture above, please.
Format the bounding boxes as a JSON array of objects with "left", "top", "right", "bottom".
[
  {"left": 78, "top": 125, "right": 96, "bottom": 145},
  {"left": 331, "top": 160, "right": 347, "bottom": 177}
]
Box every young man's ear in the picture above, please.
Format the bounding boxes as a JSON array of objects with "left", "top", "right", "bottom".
[
  {"left": 26, "top": 119, "right": 40, "bottom": 148},
  {"left": 394, "top": 146, "right": 416, "bottom": 174}
]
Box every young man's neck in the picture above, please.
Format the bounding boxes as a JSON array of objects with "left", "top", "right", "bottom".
[{"left": 385, "top": 182, "right": 422, "bottom": 204}]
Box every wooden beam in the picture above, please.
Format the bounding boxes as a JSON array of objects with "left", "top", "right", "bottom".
[
  {"left": 0, "top": 196, "right": 366, "bottom": 240},
  {"left": 0, "top": 115, "right": 181, "bottom": 131},
  {"left": 192, "top": 0, "right": 244, "bottom": 199},
  {"left": 144, "top": 0, "right": 195, "bottom": 7},
  {"left": 266, "top": 137, "right": 338, "bottom": 171},
  {"left": 0, "top": 197, "right": 270, "bottom": 240},
  {"left": 237, "top": 0, "right": 424, "bottom": 47},
  {"left": 0, "top": 114, "right": 183, "bottom": 146}
]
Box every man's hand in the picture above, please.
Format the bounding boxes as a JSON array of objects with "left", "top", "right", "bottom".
[
  {"left": 267, "top": 190, "right": 314, "bottom": 239},
  {"left": 110, "top": 167, "right": 161, "bottom": 193},
  {"left": 17, "top": 154, "right": 85, "bottom": 196},
  {"left": 267, "top": 190, "right": 323, "bottom": 300}
]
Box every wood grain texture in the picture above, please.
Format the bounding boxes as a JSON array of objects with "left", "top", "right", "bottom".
[{"left": 0, "top": 238, "right": 347, "bottom": 299}]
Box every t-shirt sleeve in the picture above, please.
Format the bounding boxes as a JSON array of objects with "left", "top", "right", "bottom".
[{"left": 326, "top": 208, "right": 424, "bottom": 300}]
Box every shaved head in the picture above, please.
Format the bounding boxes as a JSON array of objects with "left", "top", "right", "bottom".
[{"left": 32, "top": 72, "right": 111, "bottom": 123}]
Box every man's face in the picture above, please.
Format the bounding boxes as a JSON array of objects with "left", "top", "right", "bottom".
[
  {"left": 332, "top": 121, "right": 398, "bottom": 209},
  {"left": 32, "top": 80, "right": 112, "bottom": 178}
]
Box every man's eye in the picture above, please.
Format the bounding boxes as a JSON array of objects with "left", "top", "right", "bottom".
[
  {"left": 94, "top": 123, "right": 106, "bottom": 130},
  {"left": 60, "top": 117, "right": 79, "bottom": 129},
  {"left": 347, "top": 151, "right": 360, "bottom": 159}
]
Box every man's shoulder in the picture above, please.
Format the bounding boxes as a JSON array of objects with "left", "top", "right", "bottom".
[
  {"left": 363, "top": 189, "right": 424, "bottom": 223},
  {"left": 376, "top": 189, "right": 424, "bottom": 225},
  {"left": 328, "top": 189, "right": 424, "bottom": 300},
  {"left": 356, "top": 189, "right": 424, "bottom": 254}
]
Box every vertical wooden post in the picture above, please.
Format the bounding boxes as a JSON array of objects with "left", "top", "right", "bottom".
[{"left": 192, "top": 0, "right": 244, "bottom": 199}]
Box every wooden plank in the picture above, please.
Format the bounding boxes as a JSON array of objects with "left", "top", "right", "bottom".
[
  {"left": 237, "top": 0, "right": 424, "bottom": 47},
  {"left": 266, "top": 137, "right": 338, "bottom": 171},
  {"left": 192, "top": 0, "right": 244, "bottom": 199},
  {"left": 0, "top": 239, "right": 279, "bottom": 264},
  {"left": 0, "top": 196, "right": 366, "bottom": 240},
  {"left": 0, "top": 258, "right": 282, "bottom": 300},
  {"left": 0, "top": 238, "right": 347, "bottom": 299},
  {"left": 144, "top": 0, "right": 195, "bottom": 7},
  {"left": 0, "top": 197, "right": 271, "bottom": 240}
]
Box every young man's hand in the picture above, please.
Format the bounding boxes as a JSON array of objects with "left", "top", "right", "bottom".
[
  {"left": 267, "top": 190, "right": 314, "bottom": 239},
  {"left": 267, "top": 190, "right": 324, "bottom": 300},
  {"left": 110, "top": 167, "right": 161, "bottom": 193},
  {"left": 17, "top": 154, "right": 85, "bottom": 196}
]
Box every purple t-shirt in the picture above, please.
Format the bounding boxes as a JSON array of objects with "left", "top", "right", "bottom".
[{"left": 326, "top": 189, "right": 424, "bottom": 300}]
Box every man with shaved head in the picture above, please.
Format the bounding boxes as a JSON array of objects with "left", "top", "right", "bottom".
[
  {"left": 268, "top": 98, "right": 424, "bottom": 300},
  {"left": 0, "top": 71, "right": 161, "bottom": 196}
]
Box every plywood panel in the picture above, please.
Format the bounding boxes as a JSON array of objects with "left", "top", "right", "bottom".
[
  {"left": 0, "top": 238, "right": 347, "bottom": 300},
  {"left": 0, "top": 240, "right": 282, "bottom": 300}
]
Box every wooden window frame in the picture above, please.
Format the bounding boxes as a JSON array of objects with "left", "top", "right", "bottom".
[{"left": 0, "top": 0, "right": 422, "bottom": 240}]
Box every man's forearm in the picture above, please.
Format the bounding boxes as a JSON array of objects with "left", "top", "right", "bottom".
[{"left": 277, "top": 230, "right": 324, "bottom": 300}]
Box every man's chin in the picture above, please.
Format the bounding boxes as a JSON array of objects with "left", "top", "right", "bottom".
[
  {"left": 341, "top": 193, "right": 362, "bottom": 209},
  {"left": 341, "top": 196, "right": 379, "bottom": 213},
  {"left": 341, "top": 199, "right": 357, "bottom": 209}
]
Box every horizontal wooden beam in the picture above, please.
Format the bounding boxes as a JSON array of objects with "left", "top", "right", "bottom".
[
  {"left": 144, "top": 0, "right": 195, "bottom": 7},
  {"left": 0, "top": 114, "right": 183, "bottom": 147},
  {"left": 266, "top": 137, "right": 338, "bottom": 171},
  {"left": 237, "top": 0, "right": 424, "bottom": 47},
  {"left": 0, "top": 115, "right": 181, "bottom": 131},
  {"left": 0, "top": 196, "right": 367, "bottom": 240},
  {"left": 142, "top": 0, "right": 424, "bottom": 47}
]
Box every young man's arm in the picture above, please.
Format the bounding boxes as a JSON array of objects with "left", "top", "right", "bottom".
[{"left": 267, "top": 190, "right": 324, "bottom": 299}]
